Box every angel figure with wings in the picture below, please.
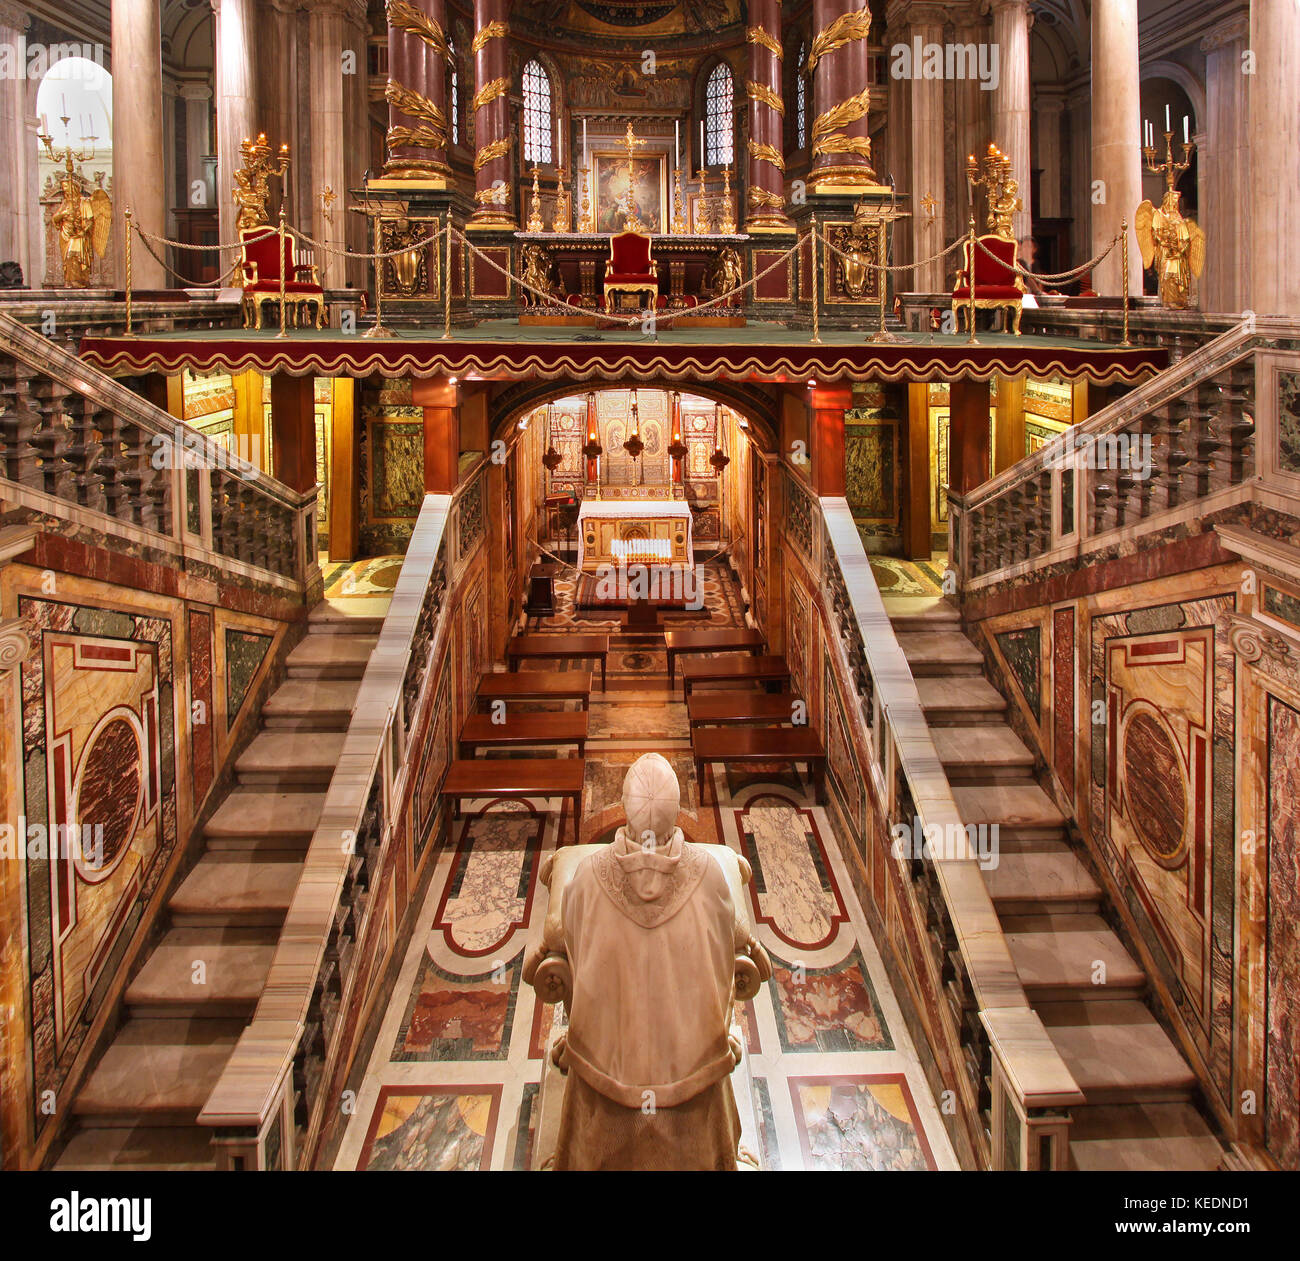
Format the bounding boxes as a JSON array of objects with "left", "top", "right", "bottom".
[
  {"left": 1136, "top": 187, "right": 1205, "bottom": 309},
  {"left": 52, "top": 159, "right": 111, "bottom": 288}
]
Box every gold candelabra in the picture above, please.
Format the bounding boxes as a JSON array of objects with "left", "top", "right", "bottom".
[
  {"left": 38, "top": 112, "right": 98, "bottom": 166},
  {"left": 1142, "top": 128, "right": 1194, "bottom": 194},
  {"left": 671, "top": 167, "right": 687, "bottom": 235},
  {"left": 39, "top": 114, "right": 110, "bottom": 289},
  {"left": 718, "top": 164, "right": 736, "bottom": 235},
  {"left": 696, "top": 168, "right": 711, "bottom": 234},
  {"left": 232, "top": 133, "right": 291, "bottom": 232},
  {"left": 551, "top": 167, "right": 572, "bottom": 233},
  {"left": 527, "top": 163, "right": 544, "bottom": 233},
  {"left": 965, "top": 142, "right": 1020, "bottom": 240},
  {"left": 576, "top": 163, "right": 593, "bottom": 233}
]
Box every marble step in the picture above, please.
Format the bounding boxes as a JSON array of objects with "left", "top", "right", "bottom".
[
  {"left": 1037, "top": 1001, "right": 1199, "bottom": 1104},
  {"left": 981, "top": 844, "right": 1101, "bottom": 915},
  {"left": 262, "top": 677, "right": 360, "bottom": 730},
  {"left": 886, "top": 601, "right": 961, "bottom": 633},
  {"left": 235, "top": 730, "right": 346, "bottom": 787},
  {"left": 285, "top": 632, "right": 377, "bottom": 679},
  {"left": 951, "top": 782, "right": 1068, "bottom": 844},
  {"left": 124, "top": 928, "right": 276, "bottom": 1018},
  {"left": 54, "top": 1124, "right": 218, "bottom": 1171},
  {"left": 1067, "top": 1103, "right": 1224, "bottom": 1171},
  {"left": 931, "top": 725, "right": 1036, "bottom": 783},
  {"left": 169, "top": 855, "right": 301, "bottom": 927},
  {"left": 203, "top": 790, "right": 325, "bottom": 853},
  {"left": 895, "top": 631, "right": 985, "bottom": 676},
  {"left": 72, "top": 1018, "right": 245, "bottom": 1125},
  {"left": 1001, "top": 913, "right": 1146, "bottom": 1002},
  {"left": 914, "top": 675, "right": 1008, "bottom": 725},
  {"left": 308, "top": 599, "right": 388, "bottom": 634}
]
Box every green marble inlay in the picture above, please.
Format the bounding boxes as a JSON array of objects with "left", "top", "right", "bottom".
[
  {"left": 371, "top": 422, "right": 424, "bottom": 518},
  {"left": 995, "top": 625, "right": 1041, "bottom": 722},
  {"left": 1280, "top": 371, "right": 1300, "bottom": 473},
  {"left": 845, "top": 423, "right": 896, "bottom": 519},
  {"left": 226, "top": 630, "right": 273, "bottom": 725},
  {"left": 1264, "top": 584, "right": 1300, "bottom": 628}
]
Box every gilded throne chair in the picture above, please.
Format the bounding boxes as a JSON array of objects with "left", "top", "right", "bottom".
[
  {"left": 239, "top": 227, "right": 326, "bottom": 330},
  {"left": 951, "top": 233, "right": 1025, "bottom": 335},
  {"left": 603, "top": 229, "right": 659, "bottom": 312}
]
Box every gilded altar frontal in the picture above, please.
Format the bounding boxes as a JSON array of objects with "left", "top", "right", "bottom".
[{"left": 0, "top": 0, "right": 1297, "bottom": 1235}]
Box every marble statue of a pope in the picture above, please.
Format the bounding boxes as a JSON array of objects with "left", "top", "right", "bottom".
[{"left": 547, "top": 753, "right": 754, "bottom": 1169}]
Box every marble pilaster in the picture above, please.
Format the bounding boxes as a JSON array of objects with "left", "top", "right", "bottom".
[
  {"left": 901, "top": 4, "right": 947, "bottom": 291},
  {"left": 0, "top": 2, "right": 37, "bottom": 283},
  {"left": 1199, "top": 14, "right": 1249, "bottom": 313},
  {"left": 1034, "top": 89, "right": 1065, "bottom": 221},
  {"left": 307, "top": 0, "right": 350, "bottom": 287},
  {"left": 988, "top": 0, "right": 1033, "bottom": 242},
  {"left": 179, "top": 83, "right": 214, "bottom": 210},
  {"left": 213, "top": 0, "right": 260, "bottom": 246}
]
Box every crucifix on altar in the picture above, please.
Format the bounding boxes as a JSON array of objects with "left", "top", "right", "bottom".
[{"left": 619, "top": 122, "right": 648, "bottom": 233}]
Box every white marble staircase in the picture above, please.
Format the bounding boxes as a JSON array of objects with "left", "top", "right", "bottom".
[
  {"left": 52, "top": 600, "right": 383, "bottom": 1171},
  {"left": 888, "top": 599, "right": 1224, "bottom": 1171}
]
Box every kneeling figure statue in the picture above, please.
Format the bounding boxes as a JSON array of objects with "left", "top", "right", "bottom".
[{"left": 524, "top": 753, "right": 770, "bottom": 1170}]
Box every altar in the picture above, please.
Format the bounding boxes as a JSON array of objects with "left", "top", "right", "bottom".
[{"left": 576, "top": 498, "right": 694, "bottom": 573}]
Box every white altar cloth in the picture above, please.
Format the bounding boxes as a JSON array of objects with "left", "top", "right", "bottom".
[{"left": 576, "top": 499, "right": 693, "bottom": 571}]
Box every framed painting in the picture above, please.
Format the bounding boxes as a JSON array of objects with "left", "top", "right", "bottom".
[{"left": 593, "top": 151, "right": 667, "bottom": 234}]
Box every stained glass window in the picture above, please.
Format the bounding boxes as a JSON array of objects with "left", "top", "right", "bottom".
[
  {"left": 705, "top": 62, "right": 733, "bottom": 167},
  {"left": 449, "top": 42, "right": 459, "bottom": 146},
  {"left": 522, "top": 59, "right": 553, "bottom": 165},
  {"left": 796, "top": 44, "right": 807, "bottom": 151}
]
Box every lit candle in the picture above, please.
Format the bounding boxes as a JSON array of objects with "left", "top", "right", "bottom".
[
  {"left": 700, "top": 120, "right": 706, "bottom": 165},
  {"left": 1165, "top": 104, "right": 1171, "bottom": 133},
  {"left": 1183, "top": 115, "right": 1190, "bottom": 144},
  {"left": 582, "top": 117, "right": 588, "bottom": 166},
  {"left": 675, "top": 120, "right": 680, "bottom": 169}
]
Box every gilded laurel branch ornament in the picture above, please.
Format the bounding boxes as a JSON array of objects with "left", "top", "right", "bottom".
[
  {"left": 812, "top": 86, "right": 871, "bottom": 141},
  {"left": 812, "top": 133, "right": 873, "bottom": 160},
  {"left": 386, "top": 0, "right": 452, "bottom": 61},
  {"left": 474, "top": 136, "right": 511, "bottom": 171},
  {"left": 745, "top": 25, "right": 783, "bottom": 58},
  {"left": 747, "top": 186, "right": 784, "bottom": 210},
  {"left": 747, "top": 139, "right": 785, "bottom": 172},
  {"left": 388, "top": 124, "right": 447, "bottom": 151},
  {"left": 386, "top": 80, "right": 448, "bottom": 132},
  {"left": 745, "top": 80, "right": 785, "bottom": 115},
  {"left": 807, "top": 7, "right": 872, "bottom": 71},
  {"left": 472, "top": 77, "right": 509, "bottom": 112},
  {"left": 471, "top": 20, "right": 507, "bottom": 52}
]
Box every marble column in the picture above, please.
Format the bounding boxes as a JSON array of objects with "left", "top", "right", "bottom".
[
  {"left": 1090, "top": 0, "right": 1143, "bottom": 294},
  {"left": 1035, "top": 89, "right": 1065, "bottom": 221},
  {"left": 1200, "top": 14, "right": 1248, "bottom": 314},
  {"left": 470, "top": 0, "right": 513, "bottom": 226},
  {"left": 1067, "top": 87, "right": 1091, "bottom": 268},
  {"left": 343, "top": 3, "right": 371, "bottom": 286},
  {"left": 952, "top": 4, "right": 990, "bottom": 236},
  {"left": 897, "top": 2, "right": 947, "bottom": 291},
  {"left": 110, "top": 0, "right": 167, "bottom": 288},
  {"left": 213, "top": 0, "right": 260, "bottom": 246},
  {"left": 307, "top": 0, "right": 349, "bottom": 287},
  {"left": 988, "top": 0, "right": 1032, "bottom": 242},
  {"left": 745, "top": 0, "right": 790, "bottom": 231},
  {"left": 383, "top": 0, "right": 451, "bottom": 180},
  {"left": 1247, "top": 0, "right": 1299, "bottom": 315},
  {"left": 179, "top": 84, "right": 213, "bottom": 211},
  {"left": 0, "top": 2, "right": 37, "bottom": 283},
  {"left": 808, "top": 0, "right": 876, "bottom": 190}
]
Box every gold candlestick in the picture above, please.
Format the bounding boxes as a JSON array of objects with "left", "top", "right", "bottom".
[
  {"left": 696, "top": 168, "right": 711, "bottom": 235},
  {"left": 527, "top": 163, "right": 544, "bottom": 233},
  {"left": 718, "top": 164, "right": 736, "bottom": 235},
  {"left": 671, "top": 166, "right": 687, "bottom": 235},
  {"left": 551, "top": 166, "right": 571, "bottom": 233},
  {"left": 577, "top": 163, "right": 593, "bottom": 233}
]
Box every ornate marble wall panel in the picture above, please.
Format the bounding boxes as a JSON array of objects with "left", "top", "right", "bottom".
[
  {"left": 1051, "top": 606, "right": 1075, "bottom": 803},
  {"left": 189, "top": 610, "right": 214, "bottom": 805},
  {"left": 993, "top": 624, "right": 1043, "bottom": 726},
  {"left": 361, "top": 379, "right": 425, "bottom": 554}
]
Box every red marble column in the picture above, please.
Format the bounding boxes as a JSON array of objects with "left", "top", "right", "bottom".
[
  {"left": 745, "top": 0, "right": 791, "bottom": 231},
  {"left": 808, "top": 0, "right": 876, "bottom": 189},
  {"left": 383, "top": 0, "right": 451, "bottom": 179},
  {"left": 469, "top": 0, "right": 514, "bottom": 226}
]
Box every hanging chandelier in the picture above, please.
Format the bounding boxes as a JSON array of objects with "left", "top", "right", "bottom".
[
  {"left": 709, "top": 402, "right": 730, "bottom": 472},
  {"left": 542, "top": 442, "right": 563, "bottom": 471},
  {"left": 622, "top": 389, "right": 644, "bottom": 460}
]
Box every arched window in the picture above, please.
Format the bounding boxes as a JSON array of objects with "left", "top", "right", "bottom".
[
  {"left": 522, "top": 59, "right": 552, "bottom": 165},
  {"left": 448, "top": 42, "right": 459, "bottom": 147},
  {"left": 795, "top": 44, "right": 807, "bottom": 151},
  {"left": 704, "top": 62, "right": 733, "bottom": 166}
]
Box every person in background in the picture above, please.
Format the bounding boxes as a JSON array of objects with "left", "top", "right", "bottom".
[{"left": 1017, "top": 236, "right": 1059, "bottom": 297}]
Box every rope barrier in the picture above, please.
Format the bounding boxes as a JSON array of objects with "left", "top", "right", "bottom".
[
  {"left": 286, "top": 221, "right": 446, "bottom": 262},
  {"left": 531, "top": 532, "right": 739, "bottom": 579},
  {"left": 133, "top": 231, "right": 244, "bottom": 289},
  {"left": 970, "top": 229, "right": 1121, "bottom": 285},
  {"left": 132, "top": 222, "right": 275, "bottom": 254},
  {"left": 817, "top": 230, "right": 965, "bottom": 276}
]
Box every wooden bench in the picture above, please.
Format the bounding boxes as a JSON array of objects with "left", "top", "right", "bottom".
[
  {"left": 691, "top": 727, "right": 826, "bottom": 806},
  {"left": 508, "top": 632, "right": 610, "bottom": 689},
  {"left": 459, "top": 711, "right": 589, "bottom": 759},
  {"left": 687, "top": 692, "right": 802, "bottom": 728},
  {"left": 679, "top": 655, "right": 790, "bottom": 698},
  {"left": 477, "top": 670, "right": 593, "bottom": 711},
  {"left": 663, "top": 627, "right": 766, "bottom": 687},
  {"left": 441, "top": 758, "right": 586, "bottom": 845}
]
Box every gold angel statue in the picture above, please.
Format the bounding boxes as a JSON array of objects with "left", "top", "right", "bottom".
[
  {"left": 52, "top": 159, "right": 111, "bottom": 288},
  {"left": 1136, "top": 188, "right": 1205, "bottom": 309},
  {"left": 233, "top": 134, "right": 291, "bottom": 232}
]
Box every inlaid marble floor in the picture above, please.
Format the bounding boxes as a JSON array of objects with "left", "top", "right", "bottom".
[{"left": 334, "top": 713, "right": 957, "bottom": 1169}]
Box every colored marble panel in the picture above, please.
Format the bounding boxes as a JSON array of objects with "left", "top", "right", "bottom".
[
  {"left": 189, "top": 610, "right": 214, "bottom": 804},
  {"left": 995, "top": 625, "right": 1042, "bottom": 723},
  {"left": 767, "top": 946, "right": 892, "bottom": 1053},
  {"left": 1266, "top": 695, "right": 1300, "bottom": 1170},
  {"left": 1279, "top": 370, "right": 1300, "bottom": 473},
  {"left": 225, "top": 629, "right": 272, "bottom": 727},
  {"left": 845, "top": 423, "right": 896, "bottom": 519},
  {"left": 357, "top": 1086, "right": 501, "bottom": 1171},
  {"left": 391, "top": 953, "right": 521, "bottom": 1061},
  {"left": 512, "top": 1082, "right": 540, "bottom": 1171},
  {"left": 788, "top": 1074, "right": 934, "bottom": 1170},
  {"left": 1263, "top": 584, "right": 1300, "bottom": 629},
  {"left": 370, "top": 422, "right": 424, "bottom": 518}
]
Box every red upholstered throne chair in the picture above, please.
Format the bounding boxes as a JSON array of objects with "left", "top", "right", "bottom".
[
  {"left": 239, "top": 227, "right": 325, "bottom": 330},
  {"left": 951, "top": 234, "right": 1024, "bottom": 335},
  {"left": 603, "top": 229, "right": 659, "bottom": 312}
]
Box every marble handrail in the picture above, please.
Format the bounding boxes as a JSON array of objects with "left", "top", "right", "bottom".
[
  {"left": 820, "top": 497, "right": 1083, "bottom": 1160},
  {"left": 199, "top": 492, "right": 453, "bottom": 1163}
]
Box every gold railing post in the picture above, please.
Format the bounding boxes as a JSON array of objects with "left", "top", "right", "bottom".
[
  {"left": 809, "top": 214, "right": 822, "bottom": 346},
  {"left": 443, "top": 214, "right": 453, "bottom": 340},
  {"left": 966, "top": 215, "right": 980, "bottom": 346},
  {"left": 363, "top": 214, "right": 390, "bottom": 338},
  {"left": 275, "top": 209, "right": 289, "bottom": 339},
  {"left": 1120, "top": 221, "right": 1132, "bottom": 346},
  {"left": 124, "top": 208, "right": 135, "bottom": 338}
]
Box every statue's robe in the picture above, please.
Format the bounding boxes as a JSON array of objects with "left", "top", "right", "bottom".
[{"left": 553, "top": 828, "right": 743, "bottom": 1170}]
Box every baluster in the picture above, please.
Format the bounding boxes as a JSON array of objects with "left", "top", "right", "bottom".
[{"left": 1155, "top": 398, "right": 1192, "bottom": 511}]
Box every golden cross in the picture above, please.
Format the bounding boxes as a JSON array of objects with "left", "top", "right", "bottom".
[{"left": 622, "top": 121, "right": 646, "bottom": 162}]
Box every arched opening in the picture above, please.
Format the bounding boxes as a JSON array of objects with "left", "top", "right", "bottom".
[
  {"left": 702, "top": 61, "right": 734, "bottom": 168},
  {"left": 522, "top": 59, "right": 554, "bottom": 166}
]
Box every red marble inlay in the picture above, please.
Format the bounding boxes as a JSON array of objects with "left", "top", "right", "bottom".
[
  {"left": 1051, "top": 606, "right": 1074, "bottom": 800},
  {"left": 189, "top": 610, "right": 214, "bottom": 804}
]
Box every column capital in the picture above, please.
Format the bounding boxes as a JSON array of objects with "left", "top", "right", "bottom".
[
  {"left": 0, "top": 0, "right": 28, "bottom": 32},
  {"left": 178, "top": 80, "right": 214, "bottom": 102},
  {"left": 1035, "top": 86, "right": 1067, "bottom": 114},
  {"left": 1200, "top": 12, "right": 1249, "bottom": 53}
]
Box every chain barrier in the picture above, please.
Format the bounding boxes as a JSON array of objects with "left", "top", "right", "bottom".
[
  {"left": 286, "top": 221, "right": 445, "bottom": 262},
  {"left": 133, "top": 231, "right": 245, "bottom": 290},
  {"left": 971, "top": 229, "right": 1121, "bottom": 284},
  {"left": 817, "top": 229, "right": 966, "bottom": 276},
  {"left": 132, "top": 222, "right": 275, "bottom": 254}
]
